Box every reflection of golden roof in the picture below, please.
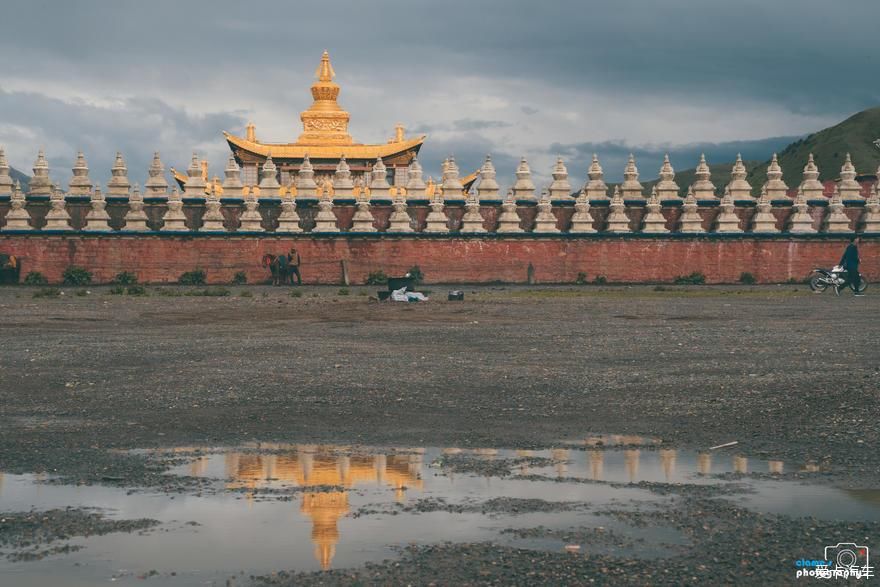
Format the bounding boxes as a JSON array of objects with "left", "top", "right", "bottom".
[
  {"left": 224, "top": 446, "right": 423, "bottom": 571},
  {"left": 225, "top": 131, "right": 426, "bottom": 162}
]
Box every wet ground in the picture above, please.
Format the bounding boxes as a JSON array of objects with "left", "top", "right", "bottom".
[{"left": 0, "top": 284, "right": 878, "bottom": 585}]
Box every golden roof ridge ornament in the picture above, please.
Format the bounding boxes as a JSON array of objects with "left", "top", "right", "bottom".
[
  {"left": 297, "top": 51, "right": 353, "bottom": 146},
  {"left": 316, "top": 50, "right": 335, "bottom": 82}
]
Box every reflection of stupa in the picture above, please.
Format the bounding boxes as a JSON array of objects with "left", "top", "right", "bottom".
[{"left": 224, "top": 445, "right": 423, "bottom": 570}]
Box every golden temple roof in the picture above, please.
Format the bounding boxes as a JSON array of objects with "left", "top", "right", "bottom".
[
  {"left": 224, "top": 131, "right": 426, "bottom": 161},
  {"left": 225, "top": 51, "right": 425, "bottom": 162}
]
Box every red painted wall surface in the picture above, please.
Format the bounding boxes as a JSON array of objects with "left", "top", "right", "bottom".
[{"left": 0, "top": 234, "right": 874, "bottom": 285}]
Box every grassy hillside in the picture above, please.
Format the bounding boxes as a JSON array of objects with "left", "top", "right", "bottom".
[
  {"left": 746, "top": 107, "right": 880, "bottom": 188},
  {"left": 10, "top": 167, "right": 30, "bottom": 190}
]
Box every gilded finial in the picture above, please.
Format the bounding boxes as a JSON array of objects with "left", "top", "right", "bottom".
[{"left": 315, "top": 50, "right": 335, "bottom": 82}]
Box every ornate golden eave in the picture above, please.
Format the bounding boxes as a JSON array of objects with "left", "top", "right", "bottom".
[{"left": 224, "top": 131, "right": 426, "bottom": 162}]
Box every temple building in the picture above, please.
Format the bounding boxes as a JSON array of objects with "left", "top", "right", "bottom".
[{"left": 174, "top": 52, "right": 427, "bottom": 194}]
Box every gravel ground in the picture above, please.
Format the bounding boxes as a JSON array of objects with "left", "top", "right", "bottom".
[{"left": 0, "top": 283, "right": 878, "bottom": 584}]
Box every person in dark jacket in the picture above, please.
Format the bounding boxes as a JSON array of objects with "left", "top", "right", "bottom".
[
  {"left": 838, "top": 236, "right": 862, "bottom": 296},
  {"left": 288, "top": 247, "right": 302, "bottom": 285}
]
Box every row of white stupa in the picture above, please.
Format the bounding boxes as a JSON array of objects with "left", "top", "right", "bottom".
[
  {"left": 1, "top": 147, "right": 879, "bottom": 234},
  {"left": 2, "top": 146, "right": 878, "bottom": 202}
]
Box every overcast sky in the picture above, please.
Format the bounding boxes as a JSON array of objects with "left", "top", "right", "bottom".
[{"left": 1, "top": 0, "right": 878, "bottom": 191}]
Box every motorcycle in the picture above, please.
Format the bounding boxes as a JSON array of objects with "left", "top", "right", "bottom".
[{"left": 809, "top": 265, "right": 868, "bottom": 295}]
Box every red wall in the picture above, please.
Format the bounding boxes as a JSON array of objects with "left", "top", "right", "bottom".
[{"left": 0, "top": 234, "right": 873, "bottom": 285}]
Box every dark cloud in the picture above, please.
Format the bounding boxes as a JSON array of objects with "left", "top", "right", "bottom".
[
  {"left": 0, "top": 88, "right": 245, "bottom": 187},
  {"left": 0, "top": 0, "right": 875, "bottom": 187}
]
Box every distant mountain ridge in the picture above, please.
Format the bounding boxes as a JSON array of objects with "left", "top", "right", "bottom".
[{"left": 636, "top": 106, "right": 880, "bottom": 196}]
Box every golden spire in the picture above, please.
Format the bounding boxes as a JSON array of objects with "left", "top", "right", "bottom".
[
  {"left": 315, "top": 50, "right": 335, "bottom": 82},
  {"left": 297, "top": 51, "right": 353, "bottom": 146}
]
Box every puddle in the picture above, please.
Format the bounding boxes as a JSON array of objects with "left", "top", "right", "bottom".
[{"left": 1, "top": 443, "right": 878, "bottom": 586}]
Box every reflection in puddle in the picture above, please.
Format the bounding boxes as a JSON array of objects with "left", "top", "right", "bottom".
[{"left": 0, "top": 443, "right": 877, "bottom": 586}]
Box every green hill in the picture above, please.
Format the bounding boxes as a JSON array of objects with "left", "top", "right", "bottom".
[
  {"left": 746, "top": 107, "right": 880, "bottom": 188},
  {"left": 10, "top": 167, "right": 30, "bottom": 190},
  {"left": 634, "top": 106, "right": 880, "bottom": 196}
]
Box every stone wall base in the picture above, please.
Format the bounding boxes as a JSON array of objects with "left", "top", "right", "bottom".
[{"left": 0, "top": 234, "right": 874, "bottom": 285}]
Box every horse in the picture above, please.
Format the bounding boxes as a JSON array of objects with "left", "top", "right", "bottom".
[{"left": 262, "top": 253, "right": 298, "bottom": 286}]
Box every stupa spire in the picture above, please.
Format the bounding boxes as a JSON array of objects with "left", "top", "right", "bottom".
[
  {"left": 29, "top": 149, "right": 53, "bottom": 196},
  {"left": 690, "top": 153, "right": 715, "bottom": 200},
  {"left": 548, "top": 157, "right": 572, "bottom": 200},
  {"left": 43, "top": 183, "right": 72, "bottom": 230},
  {"left": 0, "top": 147, "right": 14, "bottom": 195},
  {"left": 838, "top": 153, "right": 863, "bottom": 200},
  {"left": 512, "top": 157, "right": 536, "bottom": 201},
  {"left": 404, "top": 156, "right": 426, "bottom": 198},
  {"left": 620, "top": 153, "right": 643, "bottom": 199},
  {"left": 440, "top": 155, "right": 464, "bottom": 198},
  {"left": 107, "top": 152, "right": 131, "bottom": 196},
  {"left": 798, "top": 153, "right": 824, "bottom": 200},
  {"left": 656, "top": 153, "right": 680, "bottom": 200},
  {"left": 369, "top": 157, "right": 391, "bottom": 199},
  {"left": 68, "top": 151, "right": 93, "bottom": 196},
  {"left": 726, "top": 154, "right": 752, "bottom": 200},
  {"left": 476, "top": 155, "right": 499, "bottom": 201},
  {"left": 584, "top": 154, "right": 608, "bottom": 199},
  {"left": 316, "top": 50, "right": 335, "bottom": 82},
  {"left": 145, "top": 152, "right": 169, "bottom": 197},
  {"left": 257, "top": 155, "right": 280, "bottom": 197},
  {"left": 295, "top": 154, "right": 318, "bottom": 198},
  {"left": 184, "top": 153, "right": 207, "bottom": 197},
  {"left": 2, "top": 180, "right": 32, "bottom": 230},
  {"left": 641, "top": 186, "right": 669, "bottom": 233},
  {"left": 762, "top": 153, "right": 789, "bottom": 199},
  {"left": 332, "top": 155, "right": 354, "bottom": 197},
  {"left": 221, "top": 154, "right": 244, "bottom": 198},
  {"left": 122, "top": 183, "right": 149, "bottom": 231},
  {"left": 298, "top": 51, "right": 352, "bottom": 146}
]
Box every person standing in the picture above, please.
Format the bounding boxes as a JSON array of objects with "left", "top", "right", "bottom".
[
  {"left": 288, "top": 247, "right": 302, "bottom": 286},
  {"left": 838, "top": 236, "right": 863, "bottom": 296}
]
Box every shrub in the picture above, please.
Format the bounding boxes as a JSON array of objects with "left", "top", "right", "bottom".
[
  {"left": 338, "top": 287, "right": 350, "bottom": 296},
  {"left": 239, "top": 290, "right": 253, "bottom": 297},
  {"left": 575, "top": 272, "right": 588, "bottom": 285},
  {"left": 593, "top": 275, "right": 608, "bottom": 285},
  {"left": 407, "top": 266, "right": 425, "bottom": 285},
  {"left": 62, "top": 266, "right": 92, "bottom": 286},
  {"left": 155, "top": 288, "right": 182, "bottom": 297},
  {"left": 231, "top": 271, "right": 247, "bottom": 285},
  {"left": 113, "top": 271, "right": 138, "bottom": 285},
  {"left": 178, "top": 269, "right": 206, "bottom": 285},
  {"left": 290, "top": 290, "right": 303, "bottom": 298},
  {"left": 739, "top": 272, "right": 757, "bottom": 285},
  {"left": 33, "top": 287, "right": 61, "bottom": 298},
  {"left": 673, "top": 272, "right": 706, "bottom": 285},
  {"left": 127, "top": 284, "right": 147, "bottom": 296},
  {"left": 365, "top": 270, "right": 388, "bottom": 285},
  {"left": 109, "top": 285, "right": 125, "bottom": 295},
  {"left": 23, "top": 271, "right": 48, "bottom": 285},
  {"left": 184, "top": 287, "right": 230, "bottom": 297}
]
